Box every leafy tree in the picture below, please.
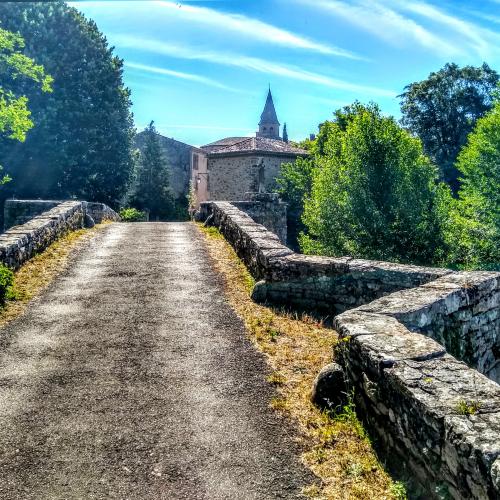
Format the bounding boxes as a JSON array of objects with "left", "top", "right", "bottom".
[
  {"left": 276, "top": 156, "right": 314, "bottom": 250},
  {"left": 301, "top": 103, "right": 447, "bottom": 265},
  {"left": 0, "top": 2, "right": 135, "bottom": 206},
  {"left": 129, "top": 122, "right": 175, "bottom": 220},
  {"left": 444, "top": 98, "right": 500, "bottom": 270},
  {"left": 0, "top": 27, "right": 52, "bottom": 183},
  {"left": 277, "top": 102, "right": 391, "bottom": 251},
  {"left": 400, "top": 63, "right": 499, "bottom": 192}
]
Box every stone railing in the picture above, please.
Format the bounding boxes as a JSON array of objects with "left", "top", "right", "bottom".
[
  {"left": 0, "top": 201, "right": 119, "bottom": 269},
  {"left": 199, "top": 201, "right": 452, "bottom": 312},
  {"left": 4, "top": 199, "right": 61, "bottom": 230},
  {"left": 200, "top": 200, "right": 500, "bottom": 499}
]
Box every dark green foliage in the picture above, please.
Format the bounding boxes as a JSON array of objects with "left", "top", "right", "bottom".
[
  {"left": 400, "top": 63, "right": 499, "bottom": 192},
  {"left": 129, "top": 121, "right": 176, "bottom": 220},
  {"left": 282, "top": 123, "right": 288, "bottom": 143},
  {"left": 443, "top": 98, "right": 500, "bottom": 270},
  {"left": 276, "top": 156, "right": 314, "bottom": 250},
  {"left": 0, "top": 1, "right": 135, "bottom": 207},
  {"left": 119, "top": 207, "right": 147, "bottom": 222},
  {"left": 172, "top": 195, "right": 190, "bottom": 221},
  {"left": 300, "top": 103, "right": 447, "bottom": 265},
  {"left": 0, "top": 264, "right": 14, "bottom": 305}
]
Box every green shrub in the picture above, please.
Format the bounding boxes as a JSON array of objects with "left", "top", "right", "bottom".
[
  {"left": 0, "top": 264, "right": 14, "bottom": 305},
  {"left": 301, "top": 103, "right": 447, "bottom": 265},
  {"left": 119, "top": 207, "right": 147, "bottom": 222}
]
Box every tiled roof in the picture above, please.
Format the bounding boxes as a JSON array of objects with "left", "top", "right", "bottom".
[{"left": 201, "top": 137, "right": 308, "bottom": 156}]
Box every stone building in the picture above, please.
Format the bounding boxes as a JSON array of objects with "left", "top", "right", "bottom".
[
  {"left": 191, "top": 89, "right": 308, "bottom": 207},
  {"left": 134, "top": 132, "right": 192, "bottom": 201}
]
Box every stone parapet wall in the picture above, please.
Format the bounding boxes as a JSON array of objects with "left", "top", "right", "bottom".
[
  {"left": 4, "top": 200, "right": 61, "bottom": 230},
  {"left": 200, "top": 201, "right": 451, "bottom": 313},
  {"left": 335, "top": 310, "right": 500, "bottom": 499},
  {"left": 83, "top": 202, "right": 121, "bottom": 224},
  {"left": 197, "top": 201, "right": 293, "bottom": 278},
  {"left": 357, "top": 271, "right": 500, "bottom": 382},
  {"left": 202, "top": 200, "right": 500, "bottom": 499},
  {"left": 0, "top": 201, "right": 119, "bottom": 270},
  {"left": 232, "top": 192, "right": 287, "bottom": 244}
]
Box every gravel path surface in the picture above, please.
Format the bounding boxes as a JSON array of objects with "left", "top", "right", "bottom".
[{"left": 0, "top": 222, "right": 313, "bottom": 500}]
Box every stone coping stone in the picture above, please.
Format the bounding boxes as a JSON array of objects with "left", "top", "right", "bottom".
[
  {"left": 335, "top": 311, "right": 446, "bottom": 374},
  {"left": 357, "top": 271, "right": 500, "bottom": 329}
]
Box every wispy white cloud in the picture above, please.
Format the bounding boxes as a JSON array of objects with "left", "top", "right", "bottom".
[
  {"left": 295, "top": 0, "right": 460, "bottom": 56},
  {"left": 154, "top": 0, "right": 361, "bottom": 59},
  {"left": 393, "top": 1, "right": 499, "bottom": 59},
  {"left": 125, "top": 61, "right": 238, "bottom": 91},
  {"left": 115, "top": 35, "right": 395, "bottom": 97},
  {"left": 467, "top": 10, "right": 500, "bottom": 26}
]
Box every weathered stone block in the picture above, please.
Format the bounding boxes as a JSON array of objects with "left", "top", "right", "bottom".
[{"left": 311, "top": 362, "right": 346, "bottom": 409}]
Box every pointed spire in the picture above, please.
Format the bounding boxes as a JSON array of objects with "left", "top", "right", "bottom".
[
  {"left": 259, "top": 88, "right": 280, "bottom": 126},
  {"left": 283, "top": 123, "right": 288, "bottom": 143}
]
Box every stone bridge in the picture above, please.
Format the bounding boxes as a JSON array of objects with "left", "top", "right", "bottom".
[{"left": 0, "top": 199, "right": 498, "bottom": 499}]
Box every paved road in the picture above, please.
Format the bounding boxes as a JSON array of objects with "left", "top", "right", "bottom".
[{"left": 0, "top": 223, "right": 313, "bottom": 500}]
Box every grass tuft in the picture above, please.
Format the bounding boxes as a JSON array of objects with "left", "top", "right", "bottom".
[
  {"left": 198, "top": 223, "right": 401, "bottom": 499},
  {"left": 456, "top": 398, "right": 482, "bottom": 416}
]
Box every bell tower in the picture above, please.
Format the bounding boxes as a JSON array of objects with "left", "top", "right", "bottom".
[{"left": 256, "top": 87, "right": 280, "bottom": 140}]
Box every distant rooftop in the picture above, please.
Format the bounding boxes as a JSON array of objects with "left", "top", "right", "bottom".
[{"left": 201, "top": 137, "right": 308, "bottom": 156}]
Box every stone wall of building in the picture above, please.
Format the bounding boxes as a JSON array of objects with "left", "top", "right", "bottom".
[
  {"left": 207, "top": 154, "right": 297, "bottom": 201},
  {"left": 135, "top": 132, "right": 192, "bottom": 199},
  {"left": 0, "top": 201, "right": 119, "bottom": 270},
  {"left": 201, "top": 200, "right": 500, "bottom": 499},
  {"left": 191, "top": 150, "right": 209, "bottom": 207}
]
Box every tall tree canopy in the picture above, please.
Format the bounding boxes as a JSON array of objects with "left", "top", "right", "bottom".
[
  {"left": 130, "top": 121, "right": 175, "bottom": 220},
  {"left": 0, "top": 27, "right": 52, "bottom": 143},
  {"left": 444, "top": 98, "right": 500, "bottom": 270},
  {"left": 400, "top": 63, "right": 499, "bottom": 192},
  {"left": 300, "top": 103, "right": 447, "bottom": 265},
  {"left": 0, "top": 1, "right": 135, "bottom": 206}
]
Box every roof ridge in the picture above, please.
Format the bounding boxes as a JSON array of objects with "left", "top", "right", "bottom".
[{"left": 217, "top": 137, "right": 253, "bottom": 152}]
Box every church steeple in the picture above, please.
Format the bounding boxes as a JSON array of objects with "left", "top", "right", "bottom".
[{"left": 257, "top": 88, "right": 280, "bottom": 139}]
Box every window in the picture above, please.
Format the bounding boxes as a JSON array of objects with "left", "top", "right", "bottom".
[{"left": 192, "top": 153, "right": 199, "bottom": 170}]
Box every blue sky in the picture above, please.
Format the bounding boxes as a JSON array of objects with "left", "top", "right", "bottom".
[{"left": 71, "top": 0, "right": 500, "bottom": 146}]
